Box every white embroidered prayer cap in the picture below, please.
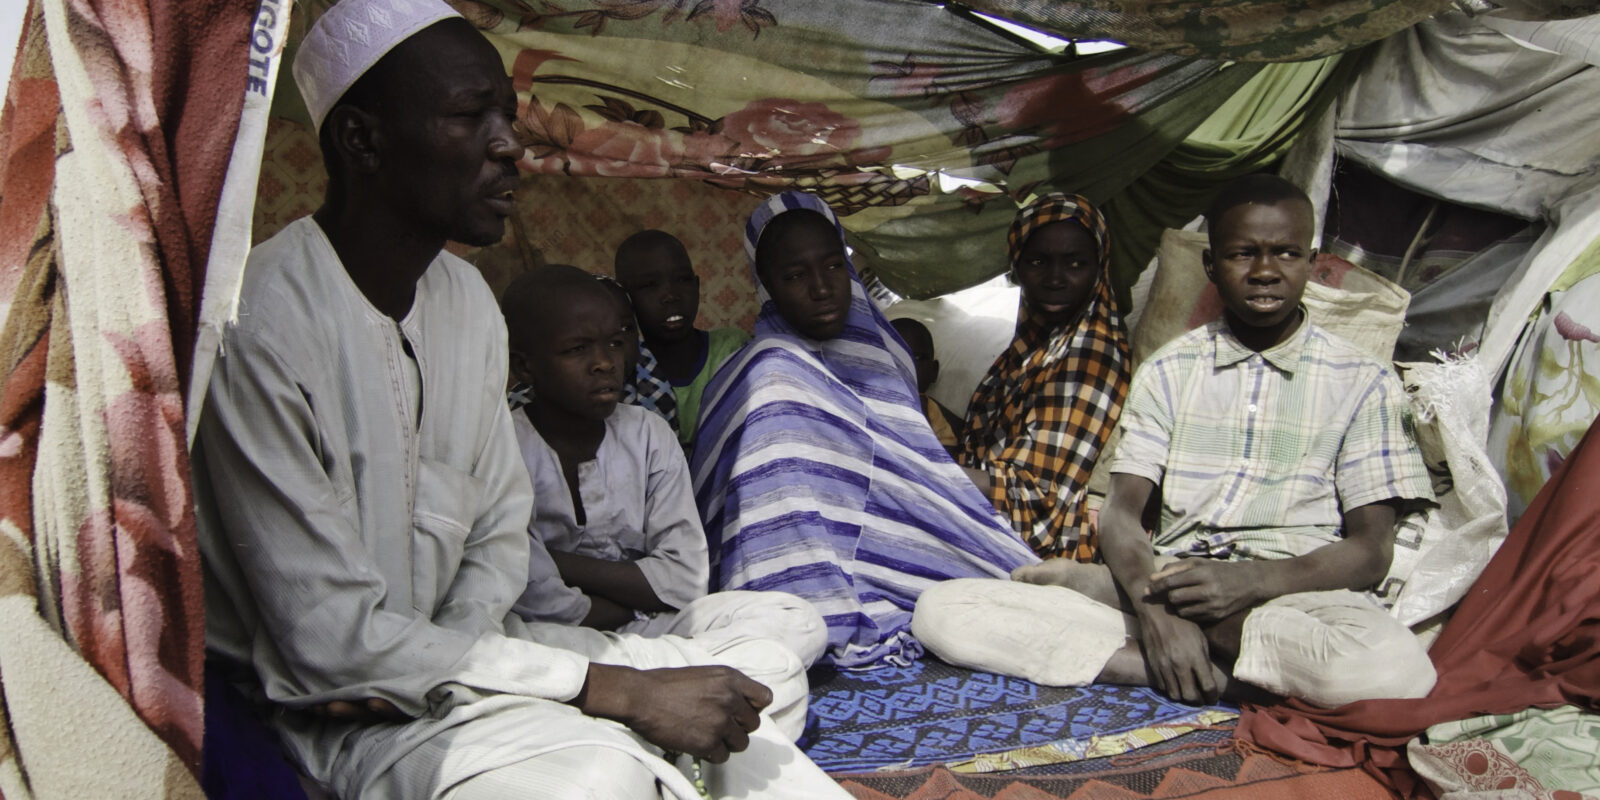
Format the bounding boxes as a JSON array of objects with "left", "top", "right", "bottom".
[{"left": 292, "top": 0, "right": 464, "bottom": 134}]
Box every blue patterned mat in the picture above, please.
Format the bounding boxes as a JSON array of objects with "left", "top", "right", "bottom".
[{"left": 801, "top": 659, "right": 1230, "bottom": 773}]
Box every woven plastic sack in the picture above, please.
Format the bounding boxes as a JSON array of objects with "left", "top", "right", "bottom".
[{"left": 1377, "top": 355, "right": 1510, "bottom": 627}]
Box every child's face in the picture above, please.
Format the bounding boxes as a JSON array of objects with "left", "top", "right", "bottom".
[
  {"left": 1203, "top": 201, "right": 1315, "bottom": 343},
  {"left": 617, "top": 246, "right": 700, "bottom": 344},
  {"left": 1013, "top": 220, "right": 1099, "bottom": 328},
  {"left": 757, "top": 215, "right": 852, "bottom": 341},
  {"left": 520, "top": 289, "right": 629, "bottom": 422}
]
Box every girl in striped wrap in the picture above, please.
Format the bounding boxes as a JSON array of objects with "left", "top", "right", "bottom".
[{"left": 691, "top": 191, "right": 1039, "bottom": 669}]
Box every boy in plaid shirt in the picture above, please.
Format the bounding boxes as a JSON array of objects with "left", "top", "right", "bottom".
[{"left": 915, "top": 175, "right": 1436, "bottom": 707}]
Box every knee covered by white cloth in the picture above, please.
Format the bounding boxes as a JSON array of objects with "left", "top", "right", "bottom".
[
  {"left": 624, "top": 590, "right": 828, "bottom": 669},
  {"left": 1233, "top": 589, "right": 1437, "bottom": 707},
  {"left": 912, "top": 579, "right": 1132, "bottom": 686}
]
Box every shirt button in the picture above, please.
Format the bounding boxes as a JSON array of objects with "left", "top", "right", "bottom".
[{"left": 1248, "top": 404, "right": 1258, "bottom": 413}]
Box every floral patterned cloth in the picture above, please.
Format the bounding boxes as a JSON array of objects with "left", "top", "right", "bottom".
[
  {"left": 1410, "top": 706, "right": 1600, "bottom": 798},
  {"left": 0, "top": 0, "right": 257, "bottom": 791},
  {"left": 1489, "top": 244, "right": 1600, "bottom": 520}
]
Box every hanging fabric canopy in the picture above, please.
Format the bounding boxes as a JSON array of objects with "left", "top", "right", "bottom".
[
  {"left": 959, "top": 0, "right": 1458, "bottom": 60},
  {"left": 269, "top": 0, "right": 1432, "bottom": 301},
  {"left": 5, "top": 0, "right": 1597, "bottom": 796},
  {"left": 278, "top": 0, "right": 1276, "bottom": 299},
  {"left": 1100, "top": 54, "right": 1355, "bottom": 307}
]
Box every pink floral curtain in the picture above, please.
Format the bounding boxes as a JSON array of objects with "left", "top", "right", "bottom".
[{"left": 0, "top": 0, "right": 253, "bottom": 791}]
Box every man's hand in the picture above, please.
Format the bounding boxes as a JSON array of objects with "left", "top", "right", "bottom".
[
  {"left": 1145, "top": 560, "right": 1259, "bottom": 624},
  {"left": 575, "top": 664, "right": 772, "bottom": 763},
  {"left": 1136, "top": 606, "right": 1219, "bottom": 705},
  {"left": 310, "top": 697, "right": 410, "bottom": 724}
]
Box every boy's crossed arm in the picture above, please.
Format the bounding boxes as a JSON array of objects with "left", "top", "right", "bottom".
[
  {"left": 1101, "top": 470, "right": 1403, "bottom": 705},
  {"left": 1100, "top": 473, "right": 1218, "bottom": 704},
  {"left": 1144, "top": 501, "right": 1399, "bottom": 625},
  {"left": 549, "top": 551, "right": 675, "bottom": 629}
]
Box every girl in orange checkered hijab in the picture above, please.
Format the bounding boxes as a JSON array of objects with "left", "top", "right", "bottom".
[{"left": 959, "top": 193, "right": 1131, "bottom": 561}]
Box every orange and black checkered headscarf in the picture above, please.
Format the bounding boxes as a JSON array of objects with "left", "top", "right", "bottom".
[{"left": 959, "top": 193, "right": 1131, "bottom": 561}]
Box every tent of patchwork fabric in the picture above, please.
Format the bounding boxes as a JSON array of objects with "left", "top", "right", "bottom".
[{"left": 3, "top": 0, "right": 1599, "bottom": 798}]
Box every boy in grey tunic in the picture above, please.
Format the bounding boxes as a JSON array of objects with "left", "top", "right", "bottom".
[{"left": 503, "top": 266, "right": 825, "bottom": 666}]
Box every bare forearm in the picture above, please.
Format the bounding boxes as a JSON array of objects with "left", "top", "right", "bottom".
[
  {"left": 1099, "top": 474, "right": 1161, "bottom": 610},
  {"left": 1245, "top": 501, "right": 1398, "bottom": 601},
  {"left": 1101, "top": 510, "right": 1157, "bottom": 602},
  {"left": 1243, "top": 536, "right": 1392, "bottom": 602},
  {"left": 572, "top": 663, "right": 637, "bottom": 720},
  {"left": 550, "top": 551, "right": 673, "bottom": 613},
  {"left": 579, "top": 594, "right": 636, "bottom": 630}
]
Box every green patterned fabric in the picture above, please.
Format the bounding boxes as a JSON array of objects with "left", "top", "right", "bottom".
[
  {"left": 962, "top": 0, "right": 1453, "bottom": 61},
  {"left": 1420, "top": 706, "right": 1600, "bottom": 795},
  {"left": 1490, "top": 239, "right": 1600, "bottom": 518}
]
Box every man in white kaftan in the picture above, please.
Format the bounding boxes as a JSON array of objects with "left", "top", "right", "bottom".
[{"left": 193, "top": 2, "right": 849, "bottom": 798}]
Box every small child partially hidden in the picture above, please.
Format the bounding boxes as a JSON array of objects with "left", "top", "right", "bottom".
[
  {"left": 500, "top": 264, "right": 824, "bottom": 666},
  {"left": 614, "top": 230, "right": 749, "bottom": 450},
  {"left": 890, "top": 317, "right": 964, "bottom": 455}
]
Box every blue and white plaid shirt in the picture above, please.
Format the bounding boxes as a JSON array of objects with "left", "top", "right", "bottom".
[{"left": 1113, "top": 317, "right": 1433, "bottom": 562}]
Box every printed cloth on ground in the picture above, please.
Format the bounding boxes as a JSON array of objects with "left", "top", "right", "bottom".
[
  {"left": 1409, "top": 705, "right": 1600, "bottom": 798},
  {"left": 803, "top": 659, "right": 1235, "bottom": 773}
]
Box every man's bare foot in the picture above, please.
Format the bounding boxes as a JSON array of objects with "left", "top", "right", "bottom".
[
  {"left": 1095, "top": 643, "right": 1277, "bottom": 706},
  {"left": 1095, "top": 643, "right": 1241, "bottom": 705},
  {"left": 1012, "top": 560, "right": 1120, "bottom": 605},
  {"left": 1012, "top": 560, "right": 1088, "bottom": 587}
]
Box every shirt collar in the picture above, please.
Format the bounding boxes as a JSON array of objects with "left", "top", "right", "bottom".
[{"left": 1213, "top": 307, "right": 1311, "bottom": 373}]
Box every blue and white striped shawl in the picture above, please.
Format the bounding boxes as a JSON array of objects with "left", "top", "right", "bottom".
[{"left": 690, "top": 192, "right": 1039, "bottom": 668}]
